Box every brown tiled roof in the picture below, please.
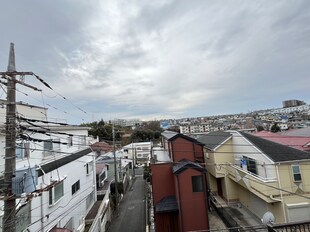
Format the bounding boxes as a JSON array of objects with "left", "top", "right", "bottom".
[
  {"left": 96, "top": 163, "right": 106, "bottom": 175},
  {"left": 90, "top": 141, "right": 112, "bottom": 153}
]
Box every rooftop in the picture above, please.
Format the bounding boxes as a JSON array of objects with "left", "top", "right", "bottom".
[
  {"left": 240, "top": 131, "right": 310, "bottom": 162},
  {"left": 197, "top": 131, "right": 232, "bottom": 150}
]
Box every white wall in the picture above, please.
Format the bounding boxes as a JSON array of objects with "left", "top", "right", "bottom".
[
  {"left": 27, "top": 152, "right": 96, "bottom": 232},
  {"left": 230, "top": 131, "right": 277, "bottom": 180}
]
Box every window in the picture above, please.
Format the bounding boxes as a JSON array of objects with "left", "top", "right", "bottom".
[
  {"left": 49, "top": 181, "right": 64, "bottom": 205},
  {"left": 72, "top": 180, "right": 80, "bottom": 195},
  {"left": 192, "top": 175, "right": 203, "bottom": 192},
  {"left": 86, "top": 162, "right": 94, "bottom": 175},
  {"left": 44, "top": 139, "right": 53, "bottom": 156},
  {"left": 16, "top": 142, "right": 30, "bottom": 159},
  {"left": 292, "top": 165, "right": 302, "bottom": 182},
  {"left": 79, "top": 136, "right": 86, "bottom": 148},
  {"left": 242, "top": 156, "right": 257, "bottom": 175}
]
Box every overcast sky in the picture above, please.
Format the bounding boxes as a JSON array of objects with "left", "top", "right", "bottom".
[{"left": 0, "top": 0, "right": 309, "bottom": 124}]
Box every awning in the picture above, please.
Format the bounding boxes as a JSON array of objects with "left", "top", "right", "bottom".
[{"left": 156, "top": 195, "right": 179, "bottom": 213}]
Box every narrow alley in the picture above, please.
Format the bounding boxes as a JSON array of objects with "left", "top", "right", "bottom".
[{"left": 108, "top": 169, "right": 146, "bottom": 232}]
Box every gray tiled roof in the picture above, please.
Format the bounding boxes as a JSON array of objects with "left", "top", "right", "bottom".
[
  {"left": 197, "top": 131, "right": 232, "bottom": 150},
  {"left": 155, "top": 195, "right": 179, "bottom": 213},
  {"left": 161, "top": 130, "right": 178, "bottom": 140},
  {"left": 240, "top": 132, "right": 310, "bottom": 162},
  {"left": 162, "top": 131, "right": 203, "bottom": 145},
  {"left": 172, "top": 159, "right": 206, "bottom": 175}
]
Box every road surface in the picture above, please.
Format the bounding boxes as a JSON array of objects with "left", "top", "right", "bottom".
[{"left": 108, "top": 171, "right": 146, "bottom": 232}]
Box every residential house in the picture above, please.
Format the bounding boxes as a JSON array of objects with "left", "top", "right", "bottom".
[
  {"left": 85, "top": 162, "right": 111, "bottom": 232},
  {"left": 197, "top": 131, "right": 233, "bottom": 200},
  {"left": 255, "top": 131, "right": 310, "bottom": 152},
  {"left": 151, "top": 131, "right": 209, "bottom": 232},
  {"left": 199, "top": 130, "right": 310, "bottom": 224},
  {"left": 123, "top": 142, "right": 152, "bottom": 166},
  {"left": 90, "top": 141, "right": 112, "bottom": 158},
  {"left": 0, "top": 101, "right": 97, "bottom": 232},
  {"left": 280, "top": 126, "right": 310, "bottom": 137}
]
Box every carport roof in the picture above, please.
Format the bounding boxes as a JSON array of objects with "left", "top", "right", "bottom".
[{"left": 156, "top": 195, "right": 179, "bottom": 213}]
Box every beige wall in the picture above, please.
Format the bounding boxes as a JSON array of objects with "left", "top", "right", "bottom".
[
  {"left": 205, "top": 134, "right": 310, "bottom": 224},
  {"left": 205, "top": 138, "right": 234, "bottom": 178},
  {"left": 223, "top": 177, "right": 239, "bottom": 202}
]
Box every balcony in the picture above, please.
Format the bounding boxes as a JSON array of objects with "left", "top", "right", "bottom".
[{"left": 226, "top": 163, "right": 281, "bottom": 203}]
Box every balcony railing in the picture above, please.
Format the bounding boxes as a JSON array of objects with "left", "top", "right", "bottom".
[
  {"left": 227, "top": 163, "right": 280, "bottom": 201},
  {"left": 229, "top": 163, "right": 277, "bottom": 183}
]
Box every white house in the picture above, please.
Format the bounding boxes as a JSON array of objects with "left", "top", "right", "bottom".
[
  {"left": 0, "top": 101, "right": 97, "bottom": 232},
  {"left": 123, "top": 142, "right": 152, "bottom": 165}
]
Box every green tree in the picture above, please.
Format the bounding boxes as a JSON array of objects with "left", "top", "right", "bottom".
[{"left": 81, "top": 120, "right": 121, "bottom": 142}]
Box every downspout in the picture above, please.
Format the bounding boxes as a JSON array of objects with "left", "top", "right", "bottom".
[
  {"left": 177, "top": 175, "right": 184, "bottom": 232},
  {"left": 276, "top": 164, "right": 287, "bottom": 223}
]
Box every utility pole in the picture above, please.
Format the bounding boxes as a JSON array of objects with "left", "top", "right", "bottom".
[
  {"left": 3, "top": 42, "right": 17, "bottom": 232},
  {"left": 112, "top": 123, "right": 119, "bottom": 206},
  {"left": 1, "top": 43, "right": 41, "bottom": 232}
]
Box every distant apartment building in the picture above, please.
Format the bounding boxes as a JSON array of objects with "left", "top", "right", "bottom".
[
  {"left": 180, "top": 123, "right": 210, "bottom": 134},
  {"left": 283, "top": 99, "right": 306, "bottom": 108},
  {"left": 111, "top": 118, "right": 142, "bottom": 127},
  {"left": 270, "top": 104, "right": 310, "bottom": 114}
]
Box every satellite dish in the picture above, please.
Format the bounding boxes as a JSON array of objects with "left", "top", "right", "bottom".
[{"left": 262, "top": 211, "right": 275, "bottom": 225}]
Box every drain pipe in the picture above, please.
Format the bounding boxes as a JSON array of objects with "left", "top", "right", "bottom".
[{"left": 269, "top": 195, "right": 282, "bottom": 202}]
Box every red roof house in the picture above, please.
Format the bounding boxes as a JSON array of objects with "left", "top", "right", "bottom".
[
  {"left": 255, "top": 131, "right": 310, "bottom": 151},
  {"left": 151, "top": 131, "right": 209, "bottom": 232}
]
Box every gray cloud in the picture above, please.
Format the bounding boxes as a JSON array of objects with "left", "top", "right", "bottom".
[{"left": 0, "top": 0, "right": 309, "bottom": 123}]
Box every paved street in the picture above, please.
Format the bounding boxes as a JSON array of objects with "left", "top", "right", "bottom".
[{"left": 108, "top": 170, "right": 146, "bottom": 232}]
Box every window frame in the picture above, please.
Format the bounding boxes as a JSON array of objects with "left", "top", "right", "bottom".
[
  {"left": 86, "top": 162, "right": 94, "bottom": 175},
  {"left": 43, "top": 139, "right": 53, "bottom": 156},
  {"left": 242, "top": 156, "right": 257, "bottom": 175},
  {"left": 192, "top": 175, "right": 203, "bottom": 193},
  {"left": 16, "top": 142, "right": 30, "bottom": 159},
  {"left": 71, "top": 180, "right": 80, "bottom": 195},
  {"left": 49, "top": 181, "right": 64, "bottom": 205},
  {"left": 292, "top": 165, "right": 302, "bottom": 182}
]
